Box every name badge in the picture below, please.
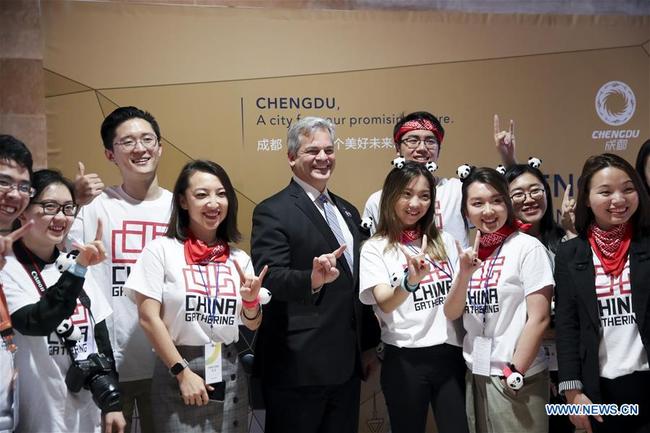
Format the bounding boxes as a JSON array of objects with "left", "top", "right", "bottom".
[
  {"left": 471, "top": 336, "right": 492, "bottom": 377},
  {"left": 204, "top": 342, "right": 223, "bottom": 384}
]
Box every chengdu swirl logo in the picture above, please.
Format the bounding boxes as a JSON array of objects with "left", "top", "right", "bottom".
[{"left": 595, "top": 81, "right": 636, "bottom": 126}]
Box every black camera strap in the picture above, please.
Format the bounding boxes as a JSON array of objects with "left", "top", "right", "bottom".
[{"left": 19, "top": 248, "right": 96, "bottom": 364}]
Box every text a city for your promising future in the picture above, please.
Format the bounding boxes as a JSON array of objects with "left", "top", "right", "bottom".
[{"left": 253, "top": 96, "right": 452, "bottom": 153}]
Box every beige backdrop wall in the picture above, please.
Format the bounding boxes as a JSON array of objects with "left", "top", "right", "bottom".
[{"left": 43, "top": 2, "right": 649, "bottom": 432}]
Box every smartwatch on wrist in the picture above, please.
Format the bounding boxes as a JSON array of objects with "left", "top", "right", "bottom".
[{"left": 169, "top": 358, "right": 189, "bottom": 376}]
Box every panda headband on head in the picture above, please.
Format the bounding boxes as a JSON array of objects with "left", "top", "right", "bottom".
[
  {"left": 456, "top": 164, "right": 475, "bottom": 180},
  {"left": 391, "top": 157, "right": 438, "bottom": 174}
]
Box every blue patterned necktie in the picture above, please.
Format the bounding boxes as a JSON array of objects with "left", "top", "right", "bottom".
[{"left": 318, "top": 194, "right": 353, "bottom": 271}]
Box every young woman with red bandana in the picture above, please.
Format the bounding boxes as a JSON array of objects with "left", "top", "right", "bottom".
[
  {"left": 555, "top": 153, "right": 650, "bottom": 433},
  {"left": 444, "top": 167, "right": 553, "bottom": 433},
  {"left": 124, "top": 160, "right": 266, "bottom": 433},
  {"left": 359, "top": 161, "right": 468, "bottom": 433}
]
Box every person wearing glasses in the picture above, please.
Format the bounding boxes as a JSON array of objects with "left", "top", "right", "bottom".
[
  {"left": 504, "top": 163, "right": 575, "bottom": 433},
  {"left": 1, "top": 169, "right": 126, "bottom": 433},
  {"left": 362, "top": 112, "right": 469, "bottom": 248},
  {"left": 67, "top": 106, "right": 172, "bottom": 433},
  {"left": 0, "top": 135, "right": 34, "bottom": 433},
  {"left": 0, "top": 135, "right": 33, "bottom": 234}
]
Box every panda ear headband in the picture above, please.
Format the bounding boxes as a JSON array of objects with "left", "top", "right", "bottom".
[
  {"left": 490, "top": 156, "right": 543, "bottom": 177},
  {"left": 391, "top": 157, "right": 438, "bottom": 174},
  {"left": 527, "top": 156, "right": 542, "bottom": 169},
  {"left": 456, "top": 163, "right": 476, "bottom": 181}
]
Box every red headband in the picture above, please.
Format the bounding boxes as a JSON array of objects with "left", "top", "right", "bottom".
[{"left": 394, "top": 119, "right": 444, "bottom": 145}]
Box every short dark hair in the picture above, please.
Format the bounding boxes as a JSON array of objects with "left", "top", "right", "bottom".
[
  {"left": 635, "top": 139, "right": 650, "bottom": 194},
  {"left": 575, "top": 153, "right": 650, "bottom": 238},
  {"left": 461, "top": 167, "right": 515, "bottom": 230},
  {"left": 505, "top": 164, "right": 565, "bottom": 253},
  {"left": 100, "top": 106, "right": 161, "bottom": 150},
  {"left": 29, "top": 169, "right": 75, "bottom": 204},
  {"left": 392, "top": 111, "right": 444, "bottom": 151},
  {"left": 166, "top": 160, "right": 241, "bottom": 243},
  {"left": 0, "top": 135, "right": 33, "bottom": 177}
]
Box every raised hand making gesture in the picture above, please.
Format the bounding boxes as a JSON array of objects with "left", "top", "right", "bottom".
[
  {"left": 494, "top": 114, "right": 517, "bottom": 167},
  {"left": 398, "top": 234, "right": 431, "bottom": 288},
  {"left": 74, "top": 161, "right": 105, "bottom": 207},
  {"left": 233, "top": 261, "right": 268, "bottom": 303},
  {"left": 455, "top": 230, "right": 483, "bottom": 274},
  {"left": 560, "top": 184, "right": 577, "bottom": 238},
  {"left": 445, "top": 231, "right": 483, "bottom": 320},
  {"left": 73, "top": 219, "right": 106, "bottom": 267},
  {"left": 0, "top": 220, "right": 33, "bottom": 270},
  {"left": 311, "top": 244, "right": 346, "bottom": 291}
]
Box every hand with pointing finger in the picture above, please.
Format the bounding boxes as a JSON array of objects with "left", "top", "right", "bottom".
[
  {"left": 456, "top": 231, "right": 483, "bottom": 274},
  {"left": 73, "top": 219, "right": 106, "bottom": 267},
  {"left": 494, "top": 114, "right": 517, "bottom": 167},
  {"left": 397, "top": 234, "right": 431, "bottom": 287},
  {"left": 74, "top": 161, "right": 105, "bottom": 207},
  {"left": 0, "top": 220, "right": 34, "bottom": 270},
  {"left": 311, "top": 245, "right": 346, "bottom": 290}
]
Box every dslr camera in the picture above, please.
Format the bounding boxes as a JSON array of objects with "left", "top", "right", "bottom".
[{"left": 65, "top": 353, "right": 121, "bottom": 412}]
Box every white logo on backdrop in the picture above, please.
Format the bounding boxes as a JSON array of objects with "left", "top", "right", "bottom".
[{"left": 595, "top": 81, "right": 636, "bottom": 126}]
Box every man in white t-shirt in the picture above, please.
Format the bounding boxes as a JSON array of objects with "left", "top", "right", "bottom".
[
  {"left": 0, "top": 135, "right": 34, "bottom": 433},
  {"left": 68, "top": 107, "right": 172, "bottom": 433},
  {"left": 363, "top": 111, "right": 469, "bottom": 247}
]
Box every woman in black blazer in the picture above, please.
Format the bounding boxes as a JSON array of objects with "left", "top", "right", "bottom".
[{"left": 555, "top": 153, "right": 650, "bottom": 433}]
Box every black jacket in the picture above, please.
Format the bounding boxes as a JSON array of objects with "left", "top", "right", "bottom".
[
  {"left": 555, "top": 235, "right": 650, "bottom": 402},
  {"left": 251, "top": 180, "right": 380, "bottom": 387}
]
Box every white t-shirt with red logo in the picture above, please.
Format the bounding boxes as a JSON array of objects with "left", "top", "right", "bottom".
[
  {"left": 124, "top": 237, "right": 252, "bottom": 346},
  {"left": 359, "top": 231, "right": 463, "bottom": 348},
  {"left": 363, "top": 177, "right": 468, "bottom": 248},
  {"left": 1, "top": 256, "right": 111, "bottom": 433},
  {"left": 67, "top": 185, "right": 172, "bottom": 381},
  {"left": 462, "top": 231, "right": 554, "bottom": 377},
  {"left": 593, "top": 253, "right": 649, "bottom": 379}
]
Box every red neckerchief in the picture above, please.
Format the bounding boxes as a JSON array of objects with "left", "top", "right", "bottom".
[
  {"left": 588, "top": 222, "right": 631, "bottom": 277},
  {"left": 478, "top": 220, "right": 531, "bottom": 260},
  {"left": 400, "top": 228, "right": 421, "bottom": 244},
  {"left": 394, "top": 119, "right": 444, "bottom": 145},
  {"left": 183, "top": 233, "right": 229, "bottom": 265}
]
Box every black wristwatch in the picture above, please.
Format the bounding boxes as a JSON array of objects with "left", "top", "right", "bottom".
[{"left": 169, "top": 358, "right": 189, "bottom": 376}]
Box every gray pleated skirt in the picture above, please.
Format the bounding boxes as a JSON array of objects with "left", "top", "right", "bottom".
[{"left": 151, "top": 344, "right": 249, "bottom": 433}]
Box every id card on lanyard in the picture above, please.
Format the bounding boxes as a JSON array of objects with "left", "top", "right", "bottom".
[
  {"left": 469, "top": 244, "right": 503, "bottom": 377},
  {"left": 197, "top": 262, "right": 224, "bottom": 385}
]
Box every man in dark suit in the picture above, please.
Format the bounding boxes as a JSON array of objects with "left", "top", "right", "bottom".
[{"left": 251, "top": 116, "right": 380, "bottom": 433}]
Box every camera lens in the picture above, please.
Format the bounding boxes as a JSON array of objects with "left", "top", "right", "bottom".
[{"left": 88, "top": 374, "right": 121, "bottom": 412}]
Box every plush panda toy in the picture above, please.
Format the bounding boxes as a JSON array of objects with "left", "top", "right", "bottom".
[
  {"left": 425, "top": 161, "right": 438, "bottom": 173},
  {"left": 389, "top": 271, "right": 401, "bottom": 289},
  {"left": 456, "top": 164, "right": 472, "bottom": 180},
  {"left": 391, "top": 157, "right": 406, "bottom": 169},
  {"left": 360, "top": 216, "right": 374, "bottom": 232},
  {"left": 496, "top": 164, "right": 506, "bottom": 175},
  {"left": 56, "top": 318, "right": 82, "bottom": 341},
  {"left": 527, "top": 157, "right": 542, "bottom": 169},
  {"left": 54, "top": 250, "right": 83, "bottom": 342},
  {"left": 55, "top": 250, "right": 79, "bottom": 273}
]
